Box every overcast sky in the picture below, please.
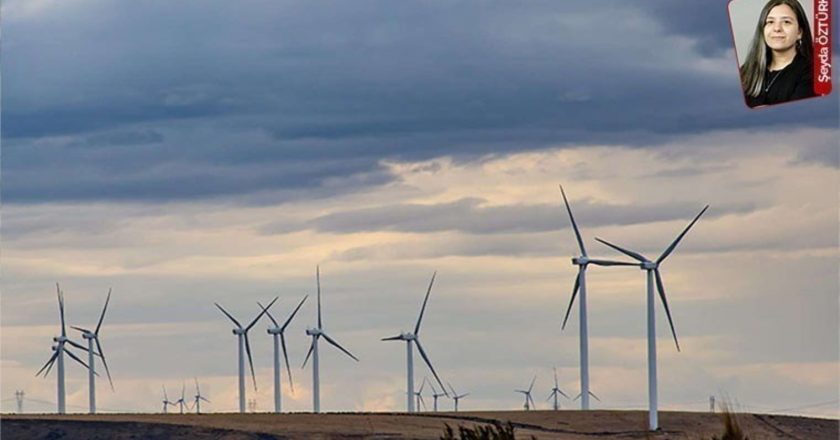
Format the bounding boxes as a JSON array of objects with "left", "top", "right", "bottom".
[{"left": 2, "top": 0, "right": 838, "bottom": 418}]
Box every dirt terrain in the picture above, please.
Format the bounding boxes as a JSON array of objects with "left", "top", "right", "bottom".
[{"left": 2, "top": 410, "right": 837, "bottom": 439}]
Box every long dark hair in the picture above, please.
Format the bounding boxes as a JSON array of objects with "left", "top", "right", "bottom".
[{"left": 739, "top": 0, "right": 813, "bottom": 97}]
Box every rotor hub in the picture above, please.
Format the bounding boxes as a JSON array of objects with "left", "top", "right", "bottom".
[
  {"left": 267, "top": 328, "right": 282, "bottom": 335},
  {"left": 232, "top": 328, "right": 245, "bottom": 335},
  {"left": 641, "top": 261, "right": 657, "bottom": 270},
  {"left": 306, "top": 328, "right": 321, "bottom": 336},
  {"left": 573, "top": 256, "right": 589, "bottom": 265}
]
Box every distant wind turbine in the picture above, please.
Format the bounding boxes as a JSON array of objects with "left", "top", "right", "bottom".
[
  {"left": 430, "top": 383, "right": 446, "bottom": 412},
  {"left": 192, "top": 378, "right": 210, "bottom": 414},
  {"left": 161, "top": 386, "right": 175, "bottom": 414},
  {"left": 547, "top": 367, "right": 569, "bottom": 410},
  {"left": 596, "top": 205, "right": 709, "bottom": 430},
  {"left": 448, "top": 383, "right": 468, "bottom": 412},
  {"left": 36, "top": 284, "right": 95, "bottom": 414},
  {"left": 215, "top": 296, "right": 278, "bottom": 413},
  {"left": 381, "top": 272, "right": 448, "bottom": 412},
  {"left": 302, "top": 266, "right": 358, "bottom": 413},
  {"left": 559, "top": 185, "right": 637, "bottom": 411},
  {"left": 259, "top": 295, "right": 307, "bottom": 413},
  {"left": 515, "top": 376, "right": 537, "bottom": 411},
  {"left": 175, "top": 383, "right": 187, "bottom": 414},
  {"left": 414, "top": 377, "right": 428, "bottom": 411},
  {"left": 71, "top": 288, "right": 114, "bottom": 414}
]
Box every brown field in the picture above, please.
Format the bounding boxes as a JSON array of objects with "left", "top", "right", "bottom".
[{"left": 2, "top": 410, "right": 837, "bottom": 439}]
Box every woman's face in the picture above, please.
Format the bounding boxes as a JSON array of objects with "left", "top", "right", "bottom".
[{"left": 763, "top": 4, "right": 802, "bottom": 52}]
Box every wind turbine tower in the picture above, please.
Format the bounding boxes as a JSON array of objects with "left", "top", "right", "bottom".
[
  {"left": 382, "top": 272, "right": 448, "bottom": 412},
  {"left": 596, "top": 205, "right": 708, "bottom": 430},
  {"left": 215, "top": 297, "right": 277, "bottom": 413},
  {"left": 559, "top": 185, "right": 637, "bottom": 410},
  {"left": 71, "top": 288, "right": 114, "bottom": 414},
  {"left": 302, "top": 266, "right": 359, "bottom": 413},
  {"left": 193, "top": 378, "right": 210, "bottom": 414}
]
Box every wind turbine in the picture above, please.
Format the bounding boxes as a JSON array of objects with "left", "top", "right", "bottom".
[
  {"left": 596, "top": 205, "right": 708, "bottom": 431},
  {"left": 515, "top": 376, "right": 537, "bottom": 411},
  {"left": 161, "top": 386, "right": 175, "bottom": 414},
  {"left": 448, "top": 383, "right": 468, "bottom": 412},
  {"left": 547, "top": 367, "right": 569, "bottom": 410},
  {"left": 192, "top": 378, "right": 210, "bottom": 414},
  {"left": 559, "top": 185, "right": 637, "bottom": 411},
  {"left": 175, "top": 383, "right": 187, "bottom": 414},
  {"left": 381, "top": 272, "right": 448, "bottom": 412},
  {"left": 258, "top": 295, "right": 308, "bottom": 413},
  {"left": 414, "top": 377, "right": 427, "bottom": 411},
  {"left": 302, "top": 266, "right": 358, "bottom": 413},
  {"left": 35, "top": 284, "right": 95, "bottom": 414},
  {"left": 71, "top": 288, "right": 114, "bottom": 414},
  {"left": 430, "top": 383, "right": 447, "bottom": 412},
  {"left": 215, "top": 296, "right": 278, "bottom": 413}
]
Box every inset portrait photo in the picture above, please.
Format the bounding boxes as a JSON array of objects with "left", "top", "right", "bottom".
[{"left": 729, "top": 0, "right": 833, "bottom": 108}]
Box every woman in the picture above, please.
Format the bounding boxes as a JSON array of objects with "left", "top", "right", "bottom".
[{"left": 740, "top": 0, "right": 815, "bottom": 108}]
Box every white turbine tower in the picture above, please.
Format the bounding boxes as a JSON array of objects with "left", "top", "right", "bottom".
[
  {"left": 302, "top": 266, "right": 358, "bottom": 413},
  {"left": 192, "top": 378, "right": 210, "bottom": 414},
  {"left": 215, "top": 296, "right": 278, "bottom": 413},
  {"left": 448, "top": 383, "right": 468, "bottom": 412},
  {"left": 595, "top": 205, "right": 708, "bottom": 431},
  {"left": 36, "top": 284, "right": 95, "bottom": 414},
  {"left": 381, "top": 272, "right": 448, "bottom": 412},
  {"left": 258, "top": 295, "right": 308, "bottom": 413},
  {"left": 515, "top": 376, "right": 537, "bottom": 411},
  {"left": 547, "top": 367, "right": 569, "bottom": 410},
  {"left": 71, "top": 288, "right": 114, "bottom": 414},
  {"left": 161, "top": 386, "right": 175, "bottom": 414},
  {"left": 559, "top": 185, "right": 637, "bottom": 411}
]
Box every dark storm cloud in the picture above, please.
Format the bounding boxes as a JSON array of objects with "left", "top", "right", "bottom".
[
  {"left": 260, "top": 198, "right": 755, "bottom": 235},
  {"left": 2, "top": 1, "right": 837, "bottom": 203}
]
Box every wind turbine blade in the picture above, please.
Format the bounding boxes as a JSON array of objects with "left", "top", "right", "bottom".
[
  {"left": 301, "top": 337, "right": 316, "bottom": 368},
  {"left": 559, "top": 185, "right": 587, "bottom": 257},
  {"left": 589, "top": 391, "right": 601, "bottom": 402},
  {"left": 247, "top": 296, "right": 278, "bottom": 331},
  {"left": 195, "top": 377, "right": 200, "bottom": 394},
  {"left": 415, "top": 339, "right": 447, "bottom": 396},
  {"left": 71, "top": 325, "right": 91, "bottom": 334},
  {"left": 65, "top": 347, "right": 92, "bottom": 371},
  {"left": 321, "top": 332, "right": 359, "bottom": 361},
  {"left": 418, "top": 377, "right": 427, "bottom": 393},
  {"left": 546, "top": 390, "right": 555, "bottom": 401},
  {"left": 163, "top": 386, "right": 169, "bottom": 402},
  {"left": 381, "top": 335, "right": 404, "bottom": 341},
  {"left": 595, "top": 238, "right": 647, "bottom": 262},
  {"left": 529, "top": 394, "right": 536, "bottom": 408},
  {"left": 201, "top": 396, "right": 211, "bottom": 403},
  {"left": 559, "top": 389, "right": 570, "bottom": 399},
  {"left": 573, "top": 393, "right": 581, "bottom": 401},
  {"left": 414, "top": 272, "right": 437, "bottom": 335},
  {"left": 654, "top": 269, "right": 681, "bottom": 352},
  {"left": 181, "top": 382, "right": 186, "bottom": 400},
  {"left": 280, "top": 333, "right": 294, "bottom": 393},
  {"left": 316, "top": 265, "right": 322, "bottom": 329},
  {"left": 528, "top": 375, "right": 536, "bottom": 393},
  {"left": 447, "top": 382, "right": 456, "bottom": 396},
  {"left": 95, "top": 338, "right": 115, "bottom": 391},
  {"left": 36, "top": 351, "right": 59, "bottom": 377},
  {"left": 95, "top": 288, "right": 112, "bottom": 335},
  {"left": 257, "top": 301, "right": 280, "bottom": 328},
  {"left": 244, "top": 334, "right": 258, "bottom": 390},
  {"left": 57, "top": 284, "right": 66, "bottom": 338},
  {"left": 281, "top": 295, "right": 308, "bottom": 331},
  {"left": 657, "top": 205, "right": 709, "bottom": 264},
  {"left": 460, "top": 393, "right": 469, "bottom": 398},
  {"left": 553, "top": 367, "right": 560, "bottom": 389},
  {"left": 561, "top": 268, "right": 582, "bottom": 330},
  {"left": 214, "top": 303, "right": 242, "bottom": 328},
  {"left": 587, "top": 258, "right": 639, "bottom": 267},
  {"left": 66, "top": 339, "right": 91, "bottom": 353}
]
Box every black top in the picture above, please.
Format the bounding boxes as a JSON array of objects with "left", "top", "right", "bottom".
[{"left": 745, "top": 53, "right": 815, "bottom": 108}]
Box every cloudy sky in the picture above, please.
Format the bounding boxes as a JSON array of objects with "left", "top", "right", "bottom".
[{"left": 2, "top": 0, "right": 838, "bottom": 418}]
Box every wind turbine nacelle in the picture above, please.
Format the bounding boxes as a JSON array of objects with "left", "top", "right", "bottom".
[
  {"left": 267, "top": 328, "right": 282, "bottom": 335},
  {"left": 403, "top": 332, "right": 416, "bottom": 340},
  {"left": 641, "top": 261, "right": 657, "bottom": 270},
  {"left": 306, "top": 328, "right": 321, "bottom": 336},
  {"left": 572, "top": 256, "right": 589, "bottom": 265},
  {"left": 232, "top": 328, "right": 245, "bottom": 335},
  {"left": 53, "top": 336, "right": 66, "bottom": 343}
]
